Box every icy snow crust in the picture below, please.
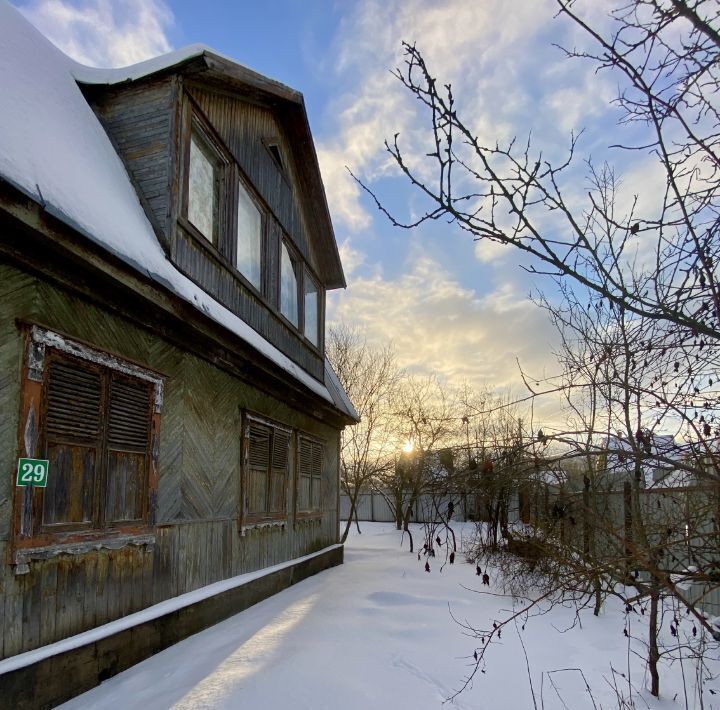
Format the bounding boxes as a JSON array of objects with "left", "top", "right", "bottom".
[{"left": 0, "top": 1, "right": 336, "bottom": 406}]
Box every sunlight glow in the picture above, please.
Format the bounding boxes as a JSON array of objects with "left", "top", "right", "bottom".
[
  {"left": 171, "top": 593, "right": 318, "bottom": 708},
  {"left": 402, "top": 439, "right": 414, "bottom": 453}
]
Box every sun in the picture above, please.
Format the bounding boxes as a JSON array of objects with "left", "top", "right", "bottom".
[{"left": 402, "top": 439, "right": 414, "bottom": 453}]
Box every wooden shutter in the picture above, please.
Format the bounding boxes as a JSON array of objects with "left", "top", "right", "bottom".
[
  {"left": 43, "top": 358, "right": 101, "bottom": 528},
  {"left": 298, "top": 438, "right": 322, "bottom": 513},
  {"left": 298, "top": 438, "right": 312, "bottom": 511},
  {"left": 269, "top": 429, "right": 289, "bottom": 514},
  {"left": 311, "top": 441, "right": 322, "bottom": 510},
  {"left": 105, "top": 375, "right": 152, "bottom": 523},
  {"left": 247, "top": 423, "right": 270, "bottom": 516}
]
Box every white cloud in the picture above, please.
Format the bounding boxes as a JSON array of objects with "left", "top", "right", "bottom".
[
  {"left": 328, "top": 253, "right": 560, "bottom": 402},
  {"left": 337, "top": 238, "right": 367, "bottom": 280},
  {"left": 17, "top": 0, "right": 173, "bottom": 67},
  {"left": 317, "top": 0, "right": 581, "bottom": 234}
]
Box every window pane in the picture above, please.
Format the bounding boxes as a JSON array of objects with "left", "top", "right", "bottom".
[
  {"left": 188, "top": 133, "right": 216, "bottom": 242},
  {"left": 237, "top": 182, "right": 263, "bottom": 289},
  {"left": 280, "top": 242, "right": 298, "bottom": 326},
  {"left": 304, "top": 275, "right": 319, "bottom": 345}
]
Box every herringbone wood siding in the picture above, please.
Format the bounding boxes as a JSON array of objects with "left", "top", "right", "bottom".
[
  {"left": 0, "top": 264, "right": 341, "bottom": 659},
  {"left": 0, "top": 265, "right": 37, "bottom": 541}
]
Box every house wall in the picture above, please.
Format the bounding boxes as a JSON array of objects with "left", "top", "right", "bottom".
[
  {"left": 85, "top": 77, "right": 326, "bottom": 383},
  {"left": 86, "top": 77, "right": 176, "bottom": 251},
  {"left": 0, "top": 262, "right": 340, "bottom": 660}
]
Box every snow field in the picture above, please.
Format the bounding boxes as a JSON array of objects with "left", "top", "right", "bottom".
[{"left": 60, "top": 523, "right": 719, "bottom": 709}]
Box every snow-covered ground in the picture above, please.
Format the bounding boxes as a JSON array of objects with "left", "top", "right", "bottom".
[{"left": 61, "top": 523, "right": 718, "bottom": 709}]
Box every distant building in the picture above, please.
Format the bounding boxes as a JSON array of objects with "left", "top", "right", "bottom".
[{"left": 603, "top": 432, "right": 682, "bottom": 487}]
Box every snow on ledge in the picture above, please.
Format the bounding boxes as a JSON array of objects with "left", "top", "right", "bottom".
[{"left": 0, "top": 543, "right": 342, "bottom": 676}]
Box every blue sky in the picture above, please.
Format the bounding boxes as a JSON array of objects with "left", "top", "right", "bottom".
[{"left": 13, "top": 0, "right": 658, "bottom": 426}]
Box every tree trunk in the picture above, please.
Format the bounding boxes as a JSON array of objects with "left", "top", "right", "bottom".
[
  {"left": 403, "top": 504, "right": 414, "bottom": 552},
  {"left": 593, "top": 577, "right": 602, "bottom": 617},
  {"left": 649, "top": 585, "right": 660, "bottom": 697},
  {"left": 340, "top": 494, "right": 358, "bottom": 544}
]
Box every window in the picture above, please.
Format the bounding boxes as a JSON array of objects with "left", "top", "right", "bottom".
[
  {"left": 280, "top": 241, "right": 299, "bottom": 327},
  {"left": 16, "top": 327, "right": 162, "bottom": 547},
  {"left": 244, "top": 415, "right": 290, "bottom": 522},
  {"left": 303, "top": 270, "right": 320, "bottom": 346},
  {"left": 236, "top": 179, "right": 263, "bottom": 290},
  {"left": 187, "top": 130, "right": 219, "bottom": 243},
  {"left": 297, "top": 436, "right": 323, "bottom": 514},
  {"left": 181, "top": 106, "right": 326, "bottom": 345}
]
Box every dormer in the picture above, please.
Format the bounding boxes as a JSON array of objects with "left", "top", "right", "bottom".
[{"left": 79, "top": 50, "right": 345, "bottom": 383}]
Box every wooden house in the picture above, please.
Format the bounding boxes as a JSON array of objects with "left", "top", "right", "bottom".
[{"left": 0, "top": 2, "right": 357, "bottom": 704}]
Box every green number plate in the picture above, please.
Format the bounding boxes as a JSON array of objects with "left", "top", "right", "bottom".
[{"left": 16, "top": 458, "right": 49, "bottom": 487}]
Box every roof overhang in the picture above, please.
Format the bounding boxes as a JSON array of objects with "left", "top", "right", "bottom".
[{"left": 75, "top": 48, "right": 347, "bottom": 291}]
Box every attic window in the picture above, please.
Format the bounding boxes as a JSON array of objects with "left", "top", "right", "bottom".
[
  {"left": 303, "top": 270, "right": 319, "bottom": 347},
  {"left": 266, "top": 142, "right": 285, "bottom": 173},
  {"left": 280, "top": 240, "right": 299, "bottom": 327},
  {"left": 236, "top": 179, "right": 263, "bottom": 291},
  {"left": 187, "top": 130, "right": 219, "bottom": 243}
]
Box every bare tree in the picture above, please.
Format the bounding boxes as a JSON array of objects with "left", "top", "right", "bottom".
[
  {"left": 359, "top": 2, "right": 720, "bottom": 698},
  {"left": 358, "top": 0, "right": 720, "bottom": 340},
  {"left": 327, "top": 324, "right": 402, "bottom": 543},
  {"left": 375, "top": 374, "right": 459, "bottom": 551}
]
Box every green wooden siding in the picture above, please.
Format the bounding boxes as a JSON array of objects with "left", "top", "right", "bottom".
[{"left": 0, "top": 263, "right": 340, "bottom": 659}]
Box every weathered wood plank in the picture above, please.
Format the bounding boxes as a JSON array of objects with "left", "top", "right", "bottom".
[
  {"left": 105, "top": 552, "right": 121, "bottom": 624},
  {"left": 82, "top": 553, "right": 98, "bottom": 631},
  {"left": 39, "top": 560, "right": 58, "bottom": 648},
  {"left": 94, "top": 552, "right": 110, "bottom": 628},
  {"left": 20, "top": 571, "right": 41, "bottom": 653}
]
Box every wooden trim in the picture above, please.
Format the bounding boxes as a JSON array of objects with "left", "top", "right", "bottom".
[
  {"left": 26, "top": 323, "right": 165, "bottom": 407},
  {"left": 245, "top": 410, "right": 292, "bottom": 433}
]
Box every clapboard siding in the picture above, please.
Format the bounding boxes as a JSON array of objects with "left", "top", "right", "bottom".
[
  {"left": 188, "top": 86, "right": 316, "bottom": 266},
  {"left": 0, "top": 266, "right": 340, "bottom": 659},
  {"left": 85, "top": 78, "right": 175, "bottom": 247},
  {"left": 175, "top": 224, "right": 324, "bottom": 380}
]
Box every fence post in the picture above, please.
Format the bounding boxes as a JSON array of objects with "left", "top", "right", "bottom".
[
  {"left": 623, "top": 480, "right": 633, "bottom": 577},
  {"left": 582, "top": 477, "right": 590, "bottom": 557},
  {"left": 370, "top": 491, "right": 375, "bottom": 522}
]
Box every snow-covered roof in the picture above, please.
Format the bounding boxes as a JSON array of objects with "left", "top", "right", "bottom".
[{"left": 0, "top": 1, "right": 356, "bottom": 422}]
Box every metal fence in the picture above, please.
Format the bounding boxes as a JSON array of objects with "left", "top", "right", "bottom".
[
  {"left": 522, "top": 481, "right": 720, "bottom": 616},
  {"left": 343, "top": 484, "right": 720, "bottom": 615},
  {"left": 341, "top": 491, "right": 479, "bottom": 524}
]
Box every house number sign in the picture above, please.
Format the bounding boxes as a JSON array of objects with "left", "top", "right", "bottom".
[{"left": 16, "top": 458, "right": 49, "bottom": 487}]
